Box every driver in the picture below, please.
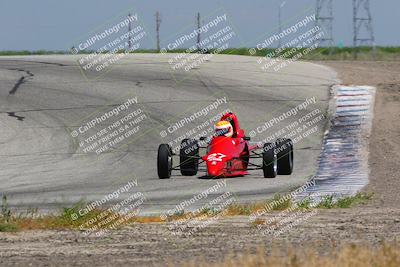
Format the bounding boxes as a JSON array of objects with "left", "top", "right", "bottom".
[{"left": 214, "top": 120, "right": 233, "bottom": 137}]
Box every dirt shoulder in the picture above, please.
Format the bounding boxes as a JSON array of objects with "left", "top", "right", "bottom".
[{"left": 0, "top": 61, "right": 399, "bottom": 267}]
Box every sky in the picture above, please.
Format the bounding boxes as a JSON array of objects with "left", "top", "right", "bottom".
[{"left": 0, "top": 0, "right": 398, "bottom": 51}]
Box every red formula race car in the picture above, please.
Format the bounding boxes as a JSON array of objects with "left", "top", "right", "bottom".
[{"left": 157, "top": 112, "right": 293, "bottom": 179}]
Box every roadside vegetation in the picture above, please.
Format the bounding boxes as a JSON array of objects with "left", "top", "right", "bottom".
[
  {"left": 0, "top": 195, "right": 18, "bottom": 232},
  {"left": 1, "top": 47, "right": 400, "bottom": 60},
  {"left": 178, "top": 242, "right": 400, "bottom": 267},
  {"left": 0, "top": 192, "right": 373, "bottom": 232},
  {"left": 225, "top": 192, "right": 373, "bottom": 216},
  {"left": 0, "top": 50, "right": 67, "bottom": 56},
  {"left": 0, "top": 197, "right": 164, "bottom": 232},
  {"left": 301, "top": 192, "right": 373, "bottom": 209},
  {"left": 221, "top": 46, "right": 400, "bottom": 61}
]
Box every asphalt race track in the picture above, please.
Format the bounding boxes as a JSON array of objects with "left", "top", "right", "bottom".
[{"left": 0, "top": 54, "right": 337, "bottom": 214}]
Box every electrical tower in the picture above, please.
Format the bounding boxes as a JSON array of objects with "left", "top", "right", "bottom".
[
  {"left": 353, "top": 0, "right": 375, "bottom": 58},
  {"left": 155, "top": 11, "right": 161, "bottom": 52},
  {"left": 315, "top": 0, "right": 334, "bottom": 48},
  {"left": 196, "top": 13, "right": 201, "bottom": 51}
]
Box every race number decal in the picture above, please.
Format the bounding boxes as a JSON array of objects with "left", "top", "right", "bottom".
[{"left": 207, "top": 153, "right": 226, "bottom": 162}]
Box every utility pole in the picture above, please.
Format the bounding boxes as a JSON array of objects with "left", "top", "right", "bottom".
[
  {"left": 278, "top": 1, "right": 285, "bottom": 48},
  {"left": 353, "top": 0, "right": 375, "bottom": 59},
  {"left": 128, "top": 13, "right": 132, "bottom": 51},
  {"left": 315, "top": 0, "right": 334, "bottom": 51},
  {"left": 196, "top": 12, "right": 201, "bottom": 51},
  {"left": 155, "top": 11, "right": 161, "bottom": 52}
]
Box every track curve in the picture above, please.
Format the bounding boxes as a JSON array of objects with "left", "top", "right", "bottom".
[{"left": 0, "top": 54, "right": 337, "bottom": 214}]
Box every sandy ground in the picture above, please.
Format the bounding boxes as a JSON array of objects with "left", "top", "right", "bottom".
[{"left": 0, "top": 60, "right": 399, "bottom": 267}]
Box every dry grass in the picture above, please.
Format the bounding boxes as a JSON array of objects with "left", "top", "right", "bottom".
[
  {"left": 0, "top": 198, "right": 166, "bottom": 232},
  {"left": 225, "top": 194, "right": 292, "bottom": 216},
  {"left": 8, "top": 212, "right": 165, "bottom": 231},
  {"left": 0, "top": 194, "right": 291, "bottom": 232},
  {"left": 0, "top": 193, "right": 373, "bottom": 232},
  {"left": 179, "top": 243, "right": 400, "bottom": 267},
  {"left": 2, "top": 208, "right": 219, "bottom": 231}
]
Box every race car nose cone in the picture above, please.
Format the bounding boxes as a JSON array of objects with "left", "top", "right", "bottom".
[
  {"left": 208, "top": 169, "right": 219, "bottom": 177},
  {"left": 207, "top": 162, "right": 224, "bottom": 178},
  {"left": 206, "top": 151, "right": 228, "bottom": 178}
]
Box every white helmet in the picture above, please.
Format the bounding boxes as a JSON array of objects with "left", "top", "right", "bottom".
[{"left": 215, "top": 120, "right": 233, "bottom": 137}]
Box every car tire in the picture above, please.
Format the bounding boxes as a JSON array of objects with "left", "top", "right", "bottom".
[
  {"left": 157, "top": 144, "right": 172, "bottom": 179},
  {"left": 276, "top": 138, "right": 293, "bottom": 175},
  {"left": 263, "top": 143, "right": 277, "bottom": 178},
  {"left": 180, "top": 138, "right": 199, "bottom": 176}
]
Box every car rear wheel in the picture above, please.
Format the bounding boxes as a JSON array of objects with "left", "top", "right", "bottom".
[
  {"left": 180, "top": 139, "right": 199, "bottom": 176},
  {"left": 276, "top": 138, "right": 293, "bottom": 175},
  {"left": 263, "top": 143, "right": 277, "bottom": 178},
  {"left": 157, "top": 144, "right": 173, "bottom": 179}
]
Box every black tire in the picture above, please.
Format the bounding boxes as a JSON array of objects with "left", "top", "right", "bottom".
[
  {"left": 275, "top": 138, "right": 294, "bottom": 175},
  {"left": 263, "top": 143, "right": 277, "bottom": 178},
  {"left": 180, "top": 139, "right": 199, "bottom": 176},
  {"left": 157, "top": 144, "right": 172, "bottom": 179}
]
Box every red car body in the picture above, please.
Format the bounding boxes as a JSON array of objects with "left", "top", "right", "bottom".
[
  {"left": 157, "top": 111, "right": 293, "bottom": 179},
  {"left": 201, "top": 112, "right": 259, "bottom": 177}
]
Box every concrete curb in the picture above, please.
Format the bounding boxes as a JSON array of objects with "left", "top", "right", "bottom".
[{"left": 298, "top": 85, "right": 376, "bottom": 200}]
